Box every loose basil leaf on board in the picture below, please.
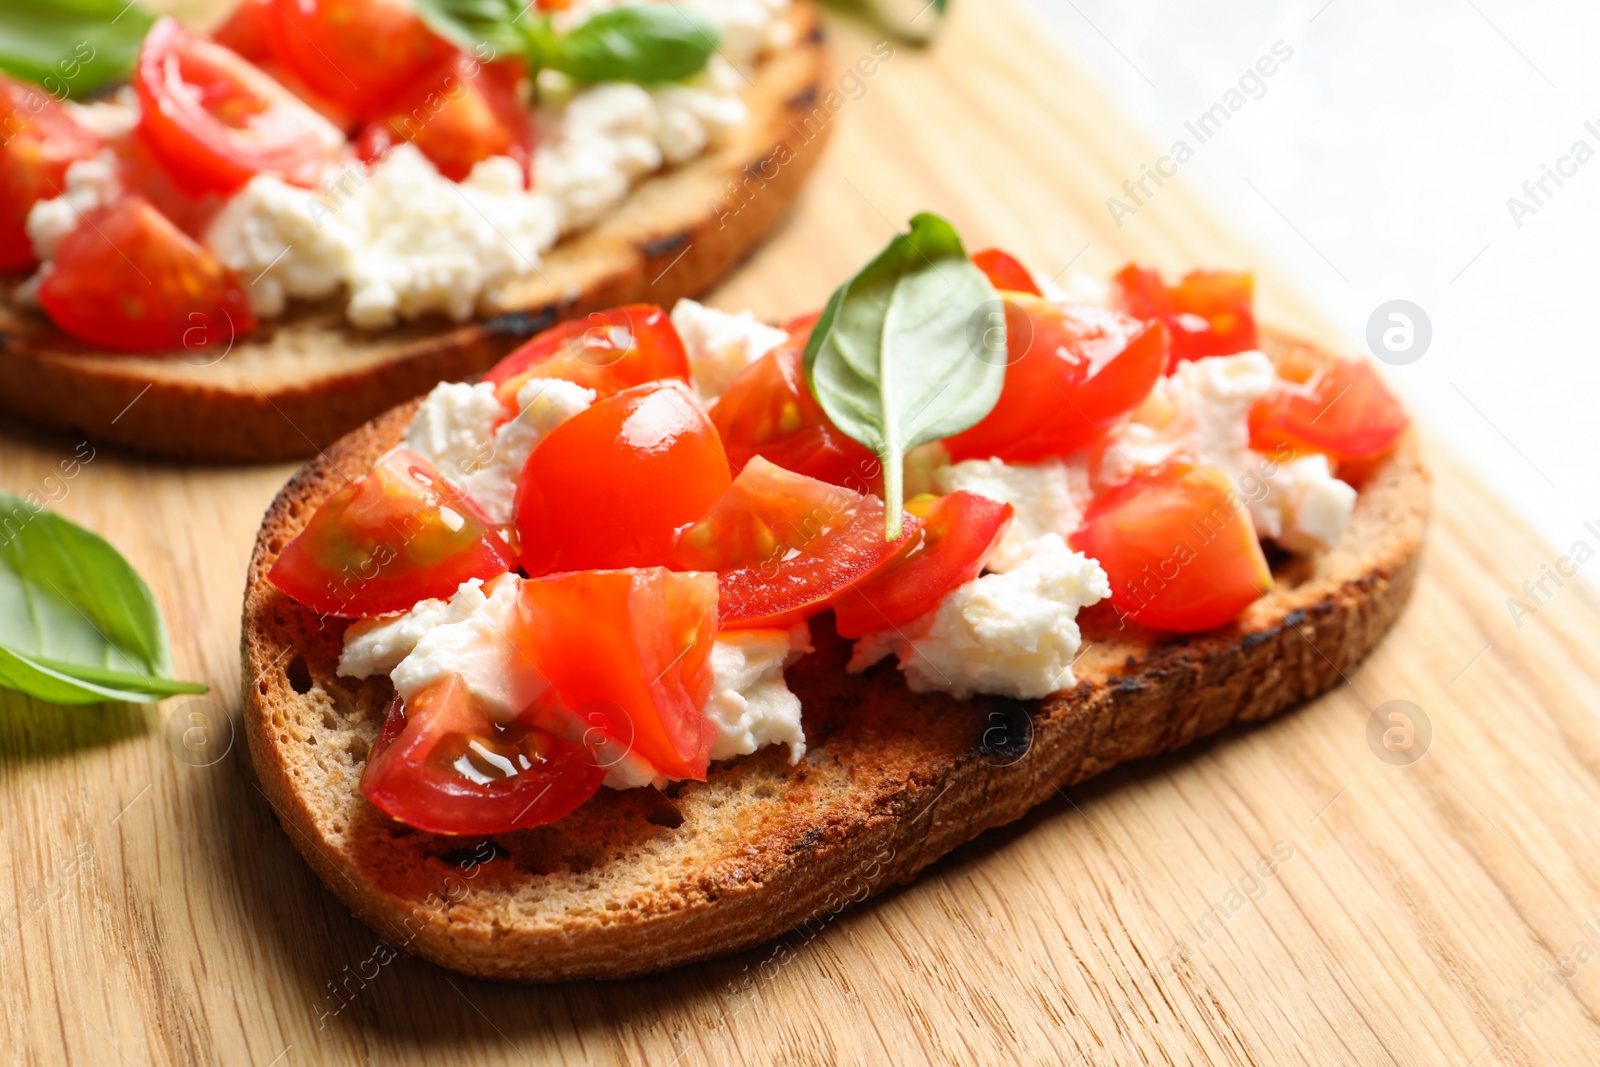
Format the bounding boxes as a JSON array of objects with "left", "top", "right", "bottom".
[
  {"left": 0, "top": 493, "right": 207, "bottom": 705},
  {"left": 549, "top": 5, "right": 719, "bottom": 84},
  {"left": 804, "top": 212, "right": 1005, "bottom": 539},
  {"left": 0, "top": 0, "right": 156, "bottom": 99}
]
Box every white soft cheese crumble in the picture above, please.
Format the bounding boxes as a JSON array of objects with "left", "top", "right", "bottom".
[
  {"left": 340, "top": 573, "right": 541, "bottom": 724},
  {"left": 933, "top": 456, "right": 1091, "bottom": 573},
  {"left": 670, "top": 298, "right": 789, "bottom": 399},
  {"left": 403, "top": 377, "right": 594, "bottom": 524},
  {"left": 848, "top": 534, "right": 1109, "bottom": 700},
  {"left": 26, "top": 149, "right": 121, "bottom": 264},
  {"left": 704, "top": 622, "right": 812, "bottom": 763},
  {"left": 1104, "top": 351, "right": 1356, "bottom": 551},
  {"left": 208, "top": 146, "right": 561, "bottom": 328}
]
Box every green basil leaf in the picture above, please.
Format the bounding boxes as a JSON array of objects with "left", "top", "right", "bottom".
[
  {"left": 805, "top": 212, "right": 1004, "bottom": 539},
  {"left": 0, "top": 493, "right": 206, "bottom": 706},
  {"left": 0, "top": 0, "right": 156, "bottom": 99},
  {"left": 410, "top": 0, "right": 526, "bottom": 55},
  {"left": 550, "top": 5, "right": 719, "bottom": 85}
]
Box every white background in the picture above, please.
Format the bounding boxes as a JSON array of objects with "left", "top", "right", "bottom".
[{"left": 1022, "top": 0, "right": 1599, "bottom": 563}]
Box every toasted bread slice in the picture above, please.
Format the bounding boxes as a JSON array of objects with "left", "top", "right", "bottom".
[
  {"left": 241, "top": 330, "right": 1429, "bottom": 982},
  {"left": 0, "top": 3, "right": 829, "bottom": 463}
]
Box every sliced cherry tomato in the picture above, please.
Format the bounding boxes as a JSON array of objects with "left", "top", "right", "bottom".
[
  {"left": 672, "top": 456, "right": 919, "bottom": 629},
  {"left": 356, "top": 52, "right": 530, "bottom": 182},
  {"left": 971, "top": 247, "right": 1042, "bottom": 296},
  {"left": 519, "top": 568, "right": 718, "bottom": 781},
  {"left": 1248, "top": 358, "right": 1409, "bottom": 461},
  {"left": 270, "top": 448, "right": 515, "bottom": 616},
  {"left": 361, "top": 680, "right": 605, "bottom": 835},
  {"left": 36, "top": 195, "right": 255, "bottom": 352},
  {"left": 711, "top": 340, "right": 879, "bottom": 488},
  {"left": 211, "top": 0, "right": 280, "bottom": 64},
  {"left": 266, "top": 0, "right": 452, "bottom": 121},
  {"left": 1111, "top": 264, "right": 1257, "bottom": 371},
  {"left": 1070, "top": 462, "right": 1272, "bottom": 633},
  {"left": 515, "top": 380, "right": 730, "bottom": 575},
  {"left": 831, "top": 491, "right": 1014, "bottom": 638},
  {"left": 0, "top": 75, "right": 102, "bottom": 271},
  {"left": 943, "top": 293, "right": 1168, "bottom": 463},
  {"left": 134, "top": 16, "right": 344, "bottom": 195},
  {"left": 780, "top": 310, "right": 823, "bottom": 338},
  {"left": 483, "top": 305, "right": 689, "bottom": 408}
]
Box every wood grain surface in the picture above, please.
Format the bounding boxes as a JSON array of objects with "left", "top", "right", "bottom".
[{"left": 5, "top": 1, "right": 1600, "bottom": 1064}]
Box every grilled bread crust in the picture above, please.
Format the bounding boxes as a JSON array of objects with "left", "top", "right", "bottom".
[
  {"left": 241, "top": 330, "right": 1430, "bottom": 981},
  {"left": 0, "top": 3, "right": 830, "bottom": 462}
]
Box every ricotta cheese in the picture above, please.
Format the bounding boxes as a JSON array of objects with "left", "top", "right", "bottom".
[
  {"left": 1256, "top": 453, "right": 1357, "bottom": 553},
  {"left": 652, "top": 59, "right": 749, "bottom": 164},
  {"left": 1105, "top": 351, "right": 1356, "bottom": 551},
  {"left": 26, "top": 149, "right": 121, "bottom": 263},
  {"left": 385, "top": 573, "right": 542, "bottom": 723},
  {"left": 670, "top": 298, "right": 788, "bottom": 399},
  {"left": 208, "top": 146, "right": 562, "bottom": 328},
  {"left": 339, "top": 578, "right": 490, "bottom": 681},
  {"left": 934, "top": 456, "right": 1092, "bottom": 572},
  {"left": 536, "top": 60, "right": 748, "bottom": 235},
  {"left": 848, "top": 534, "right": 1109, "bottom": 700},
  {"left": 402, "top": 382, "right": 505, "bottom": 486},
  {"left": 402, "top": 377, "right": 594, "bottom": 524},
  {"left": 536, "top": 83, "right": 663, "bottom": 233},
  {"left": 704, "top": 623, "right": 813, "bottom": 764}
]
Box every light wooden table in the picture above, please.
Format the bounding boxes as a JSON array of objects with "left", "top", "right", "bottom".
[{"left": 5, "top": 2, "right": 1600, "bottom": 1064}]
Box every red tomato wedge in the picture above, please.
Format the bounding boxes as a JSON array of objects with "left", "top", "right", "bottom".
[
  {"left": 0, "top": 75, "right": 102, "bottom": 271},
  {"left": 971, "top": 247, "right": 1042, "bottom": 296},
  {"left": 672, "top": 456, "right": 919, "bottom": 629},
  {"left": 515, "top": 381, "right": 730, "bottom": 575},
  {"left": 1070, "top": 462, "right": 1272, "bottom": 633},
  {"left": 518, "top": 568, "right": 718, "bottom": 782},
  {"left": 943, "top": 294, "right": 1168, "bottom": 463},
  {"left": 357, "top": 52, "right": 530, "bottom": 182},
  {"left": 270, "top": 448, "right": 515, "bottom": 616},
  {"left": 211, "top": 0, "right": 279, "bottom": 63},
  {"left": 711, "top": 339, "right": 879, "bottom": 489},
  {"left": 266, "top": 0, "right": 452, "bottom": 121},
  {"left": 831, "top": 491, "right": 1014, "bottom": 638},
  {"left": 134, "top": 16, "right": 345, "bottom": 195},
  {"left": 36, "top": 195, "right": 255, "bottom": 352},
  {"left": 484, "top": 305, "right": 689, "bottom": 408},
  {"left": 1111, "top": 265, "right": 1257, "bottom": 371},
  {"left": 110, "top": 129, "right": 228, "bottom": 239},
  {"left": 360, "top": 681, "right": 605, "bottom": 835},
  {"left": 781, "top": 310, "right": 823, "bottom": 338},
  {"left": 1249, "top": 358, "right": 1409, "bottom": 461}
]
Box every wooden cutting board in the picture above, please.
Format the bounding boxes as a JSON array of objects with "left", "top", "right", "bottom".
[{"left": 5, "top": 2, "right": 1600, "bottom": 1063}]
